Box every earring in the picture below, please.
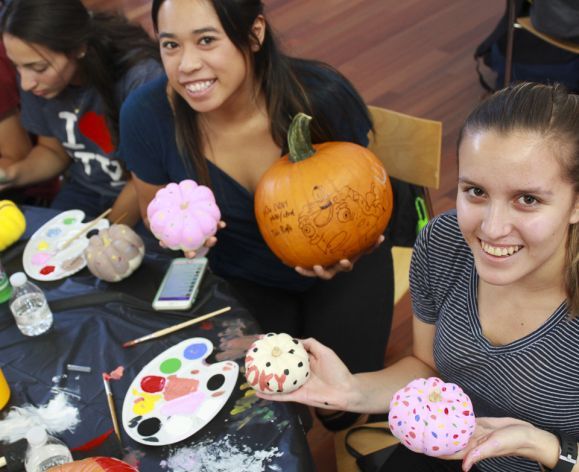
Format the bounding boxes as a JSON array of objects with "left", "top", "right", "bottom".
[{"left": 77, "top": 51, "right": 86, "bottom": 59}]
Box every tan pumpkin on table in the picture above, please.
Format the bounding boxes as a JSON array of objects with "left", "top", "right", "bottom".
[
  {"left": 254, "top": 113, "right": 394, "bottom": 269},
  {"left": 84, "top": 224, "right": 145, "bottom": 282},
  {"left": 0, "top": 200, "right": 26, "bottom": 251}
]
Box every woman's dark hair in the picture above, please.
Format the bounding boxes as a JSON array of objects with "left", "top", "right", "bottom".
[
  {"left": 151, "top": 0, "right": 370, "bottom": 186},
  {"left": 0, "top": 0, "right": 159, "bottom": 145},
  {"left": 458, "top": 82, "right": 579, "bottom": 317}
]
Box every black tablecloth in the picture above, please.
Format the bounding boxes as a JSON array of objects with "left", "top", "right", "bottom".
[{"left": 0, "top": 206, "right": 313, "bottom": 471}]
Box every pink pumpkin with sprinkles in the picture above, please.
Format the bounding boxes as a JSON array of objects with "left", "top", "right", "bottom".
[
  {"left": 388, "top": 377, "right": 476, "bottom": 457},
  {"left": 147, "top": 180, "right": 221, "bottom": 251}
]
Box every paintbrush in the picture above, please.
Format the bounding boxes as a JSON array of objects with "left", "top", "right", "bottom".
[
  {"left": 122, "top": 306, "right": 231, "bottom": 348},
  {"left": 112, "top": 212, "right": 128, "bottom": 225},
  {"left": 60, "top": 208, "right": 112, "bottom": 251},
  {"left": 102, "top": 373, "right": 122, "bottom": 446}
]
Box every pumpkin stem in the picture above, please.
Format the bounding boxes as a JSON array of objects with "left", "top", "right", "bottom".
[
  {"left": 428, "top": 389, "right": 443, "bottom": 403},
  {"left": 271, "top": 346, "right": 283, "bottom": 357},
  {"left": 288, "top": 113, "right": 316, "bottom": 163}
]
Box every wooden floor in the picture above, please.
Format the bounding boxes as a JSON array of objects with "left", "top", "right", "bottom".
[{"left": 85, "top": 0, "right": 505, "bottom": 469}]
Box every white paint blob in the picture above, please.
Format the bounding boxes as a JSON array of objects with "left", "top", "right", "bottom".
[{"left": 161, "top": 435, "right": 283, "bottom": 472}]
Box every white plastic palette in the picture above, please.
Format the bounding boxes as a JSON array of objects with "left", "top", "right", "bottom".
[
  {"left": 23, "top": 209, "right": 110, "bottom": 281},
  {"left": 121, "top": 337, "right": 239, "bottom": 446}
]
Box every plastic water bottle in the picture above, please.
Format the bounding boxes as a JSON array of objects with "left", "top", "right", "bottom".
[
  {"left": 24, "top": 426, "right": 73, "bottom": 472},
  {"left": 9, "top": 272, "right": 53, "bottom": 336}
]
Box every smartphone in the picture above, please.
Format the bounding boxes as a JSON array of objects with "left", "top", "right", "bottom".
[{"left": 152, "top": 257, "right": 208, "bottom": 311}]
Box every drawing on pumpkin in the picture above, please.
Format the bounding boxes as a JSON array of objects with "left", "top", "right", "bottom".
[
  {"left": 122, "top": 338, "right": 238, "bottom": 446},
  {"left": 23, "top": 209, "right": 109, "bottom": 281},
  {"left": 297, "top": 184, "right": 386, "bottom": 255}
]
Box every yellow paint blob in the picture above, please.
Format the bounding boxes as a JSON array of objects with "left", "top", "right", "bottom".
[{"left": 132, "top": 389, "right": 162, "bottom": 415}]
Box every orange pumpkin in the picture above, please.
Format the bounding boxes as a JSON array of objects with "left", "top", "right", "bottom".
[{"left": 254, "top": 113, "right": 393, "bottom": 268}]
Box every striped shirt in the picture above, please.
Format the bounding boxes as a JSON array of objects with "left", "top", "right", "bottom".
[{"left": 410, "top": 210, "right": 579, "bottom": 472}]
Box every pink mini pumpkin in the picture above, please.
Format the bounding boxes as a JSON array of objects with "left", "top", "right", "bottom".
[
  {"left": 147, "top": 180, "right": 221, "bottom": 251},
  {"left": 388, "top": 377, "right": 476, "bottom": 457}
]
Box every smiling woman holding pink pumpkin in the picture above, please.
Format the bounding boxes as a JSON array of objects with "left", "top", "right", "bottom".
[
  {"left": 0, "top": 0, "right": 163, "bottom": 224},
  {"left": 118, "top": 0, "right": 397, "bottom": 431},
  {"left": 261, "top": 82, "right": 579, "bottom": 472}
]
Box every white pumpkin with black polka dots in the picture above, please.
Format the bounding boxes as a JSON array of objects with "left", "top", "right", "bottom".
[{"left": 245, "top": 333, "right": 310, "bottom": 394}]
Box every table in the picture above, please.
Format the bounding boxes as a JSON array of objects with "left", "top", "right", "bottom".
[{"left": 0, "top": 206, "right": 314, "bottom": 471}]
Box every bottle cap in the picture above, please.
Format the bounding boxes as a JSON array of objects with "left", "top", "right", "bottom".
[
  {"left": 26, "top": 426, "right": 47, "bottom": 447},
  {"left": 8, "top": 272, "right": 27, "bottom": 288}
]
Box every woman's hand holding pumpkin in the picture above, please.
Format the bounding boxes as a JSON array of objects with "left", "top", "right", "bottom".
[
  {"left": 256, "top": 337, "right": 361, "bottom": 411},
  {"left": 440, "top": 417, "right": 560, "bottom": 471},
  {"left": 157, "top": 220, "right": 226, "bottom": 258},
  {"left": 295, "top": 235, "right": 385, "bottom": 280}
]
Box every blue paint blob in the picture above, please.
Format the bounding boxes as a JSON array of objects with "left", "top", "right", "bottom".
[
  {"left": 183, "top": 342, "right": 208, "bottom": 360},
  {"left": 414, "top": 415, "right": 420, "bottom": 422},
  {"left": 431, "top": 431, "right": 438, "bottom": 438},
  {"left": 46, "top": 228, "right": 62, "bottom": 238}
]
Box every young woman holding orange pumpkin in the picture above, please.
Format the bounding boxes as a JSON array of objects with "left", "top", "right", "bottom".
[
  {"left": 119, "top": 0, "right": 395, "bottom": 430},
  {"left": 259, "top": 82, "right": 579, "bottom": 472}
]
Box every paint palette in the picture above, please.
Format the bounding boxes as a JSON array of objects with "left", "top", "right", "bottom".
[
  {"left": 23, "top": 209, "right": 110, "bottom": 281},
  {"left": 121, "top": 337, "right": 239, "bottom": 446}
]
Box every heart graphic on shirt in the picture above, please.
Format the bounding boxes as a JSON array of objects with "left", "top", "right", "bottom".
[{"left": 78, "top": 111, "right": 115, "bottom": 154}]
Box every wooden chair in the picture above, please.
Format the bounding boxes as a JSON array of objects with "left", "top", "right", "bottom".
[
  {"left": 332, "top": 108, "right": 441, "bottom": 472},
  {"left": 504, "top": 0, "right": 579, "bottom": 86},
  {"left": 367, "top": 105, "right": 442, "bottom": 304}
]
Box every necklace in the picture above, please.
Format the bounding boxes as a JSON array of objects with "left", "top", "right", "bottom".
[{"left": 70, "top": 85, "right": 89, "bottom": 115}]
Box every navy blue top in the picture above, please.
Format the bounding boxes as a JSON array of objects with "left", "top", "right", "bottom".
[{"left": 119, "top": 61, "right": 371, "bottom": 291}]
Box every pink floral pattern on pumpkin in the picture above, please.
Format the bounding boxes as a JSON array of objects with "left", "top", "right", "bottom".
[
  {"left": 388, "top": 377, "right": 476, "bottom": 457},
  {"left": 147, "top": 180, "right": 221, "bottom": 251}
]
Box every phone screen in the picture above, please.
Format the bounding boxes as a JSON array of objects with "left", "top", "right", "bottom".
[{"left": 157, "top": 262, "right": 201, "bottom": 301}]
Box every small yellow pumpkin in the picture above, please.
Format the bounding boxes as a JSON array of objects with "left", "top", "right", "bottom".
[{"left": 0, "top": 200, "right": 26, "bottom": 251}]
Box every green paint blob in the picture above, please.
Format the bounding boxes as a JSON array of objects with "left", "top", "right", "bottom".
[
  {"left": 63, "top": 217, "right": 76, "bottom": 225},
  {"left": 159, "top": 358, "right": 182, "bottom": 374}
]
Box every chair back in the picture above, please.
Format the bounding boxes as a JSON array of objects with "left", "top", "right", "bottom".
[
  {"left": 367, "top": 105, "right": 442, "bottom": 191},
  {"left": 516, "top": 17, "right": 579, "bottom": 54},
  {"left": 366, "top": 106, "right": 442, "bottom": 305}
]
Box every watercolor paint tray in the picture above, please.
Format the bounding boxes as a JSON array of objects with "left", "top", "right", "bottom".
[
  {"left": 121, "top": 337, "right": 239, "bottom": 446},
  {"left": 23, "top": 209, "right": 109, "bottom": 281}
]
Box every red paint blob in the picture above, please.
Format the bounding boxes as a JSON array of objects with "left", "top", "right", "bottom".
[
  {"left": 40, "top": 265, "right": 55, "bottom": 275},
  {"left": 140, "top": 375, "right": 166, "bottom": 393}
]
